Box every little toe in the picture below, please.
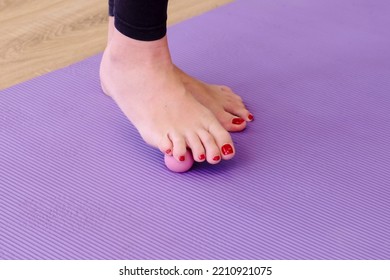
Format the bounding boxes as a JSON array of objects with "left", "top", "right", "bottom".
[{"left": 159, "top": 134, "right": 173, "bottom": 156}]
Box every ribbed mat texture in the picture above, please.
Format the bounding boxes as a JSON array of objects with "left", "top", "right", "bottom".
[{"left": 1, "top": 0, "right": 390, "bottom": 259}]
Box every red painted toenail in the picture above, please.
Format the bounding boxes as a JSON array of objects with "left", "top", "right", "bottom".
[
  {"left": 232, "top": 118, "right": 245, "bottom": 125},
  {"left": 199, "top": 154, "right": 206, "bottom": 160},
  {"left": 179, "top": 156, "right": 185, "bottom": 161},
  {"left": 213, "top": 156, "right": 221, "bottom": 161},
  {"left": 165, "top": 149, "right": 172, "bottom": 154},
  {"left": 221, "top": 144, "right": 234, "bottom": 155},
  {"left": 248, "top": 114, "right": 254, "bottom": 121}
]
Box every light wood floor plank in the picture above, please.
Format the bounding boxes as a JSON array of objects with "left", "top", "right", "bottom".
[{"left": 0, "top": 0, "right": 232, "bottom": 89}]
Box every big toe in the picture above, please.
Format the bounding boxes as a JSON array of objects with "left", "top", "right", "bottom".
[
  {"left": 209, "top": 122, "right": 236, "bottom": 161},
  {"left": 217, "top": 111, "right": 247, "bottom": 132}
]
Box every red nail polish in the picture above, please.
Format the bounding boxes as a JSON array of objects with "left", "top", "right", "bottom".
[
  {"left": 165, "top": 149, "right": 172, "bottom": 154},
  {"left": 232, "top": 117, "right": 245, "bottom": 125},
  {"left": 221, "top": 144, "right": 234, "bottom": 155},
  {"left": 179, "top": 156, "right": 185, "bottom": 161},
  {"left": 199, "top": 154, "right": 205, "bottom": 160},
  {"left": 213, "top": 155, "right": 221, "bottom": 161},
  {"left": 248, "top": 114, "right": 254, "bottom": 121}
]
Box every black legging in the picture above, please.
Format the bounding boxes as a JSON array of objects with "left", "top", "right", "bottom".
[{"left": 108, "top": 0, "right": 169, "bottom": 41}]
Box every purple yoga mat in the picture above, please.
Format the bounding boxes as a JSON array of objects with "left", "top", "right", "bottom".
[{"left": 1, "top": 0, "right": 390, "bottom": 259}]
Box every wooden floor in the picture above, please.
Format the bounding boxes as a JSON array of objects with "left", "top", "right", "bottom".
[{"left": 0, "top": 0, "right": 232, "bottom": 90}]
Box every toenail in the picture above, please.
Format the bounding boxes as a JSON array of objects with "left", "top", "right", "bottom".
[
  {"left": 165, "top": 149, "right": 172, "bottom": 154},
  {"left": 213, "top": 155, "right": 221, "bottom": 161},
  {"left": 221, "top": 144, "right": 234, "bottom": 155},
  {"left": 199, "top": 154, "right": 206, "bottom": 160},
  {"left": 179, "top": 156, "right": 185, "bottom": 161},
  {"left": 248, "top": 114, "right": 254, "bottom": 121},
  {"left": 232, "top": 117, "right": 245, "bottom": 125}
]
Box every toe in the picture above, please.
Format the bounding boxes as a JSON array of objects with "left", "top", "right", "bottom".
[
  {"left": 170, "top": 133, "right": 188, "bottom": 162},
  {"left": 224, "top": 101, "right": 254, "bottom": 123},
  {"left": 186, "top": 133, "right": 206, "bottom": 162},
  {"left": 217, "top": 85, "right": 254, "bottom": 122},
  {"left": 208, "top": 122, "right": 235, "bottom": 160},
  {"left": 198, "top": 130, "right": 221, "bottom": 164},
  {"left": 217, "top": 111, "right": 247, "bottom": 132},
  {"left": 220, "top": 143, "right": 235, "bottom": 160},
  {"left": 158, "top": 134, "right": 173, "bottom": 155}
]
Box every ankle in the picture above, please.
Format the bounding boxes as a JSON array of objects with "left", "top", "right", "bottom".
[{"left": 107, "top": 28, "right": 172, "bottom": 66}]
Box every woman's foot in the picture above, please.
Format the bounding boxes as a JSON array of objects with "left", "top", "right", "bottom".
[
  {"left": 106, "top": 17, "right": 254, "bottom": 133},
  {"left": 100, "top": 28, "right": 235, "bottom": 164}
]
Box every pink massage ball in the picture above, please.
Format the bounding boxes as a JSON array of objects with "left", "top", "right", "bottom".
[{"left": 164, "top": 149, "right": 194, "bottom": 172}]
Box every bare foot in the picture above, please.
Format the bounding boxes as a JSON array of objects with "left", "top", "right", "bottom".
[
  {"left": 174, "top": 67, "right": 254, "bottom": 132},
  {"left": 100, "top": 28, "right": 235, "bottom": 164},
  {"left": 106, "top": 17, "right": 254, "bottom": 133}
]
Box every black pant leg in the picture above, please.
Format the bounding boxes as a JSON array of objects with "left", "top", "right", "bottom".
[
  {"left": 113, "top": 0, "right": 169, "bottom": 41},
  {"left": 109, "top": 0, "right": 114, "bottom": 16}
]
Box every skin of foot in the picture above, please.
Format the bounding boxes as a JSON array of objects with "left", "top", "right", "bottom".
[
  {"left": 100, "top": 27, "right": 236, "bottom": 164},
  {"left": 107, "top": 18, "right": 254, "bottom": 133},
  {"left": 174, "top": 66, "right": 254, "bottom": 131}
]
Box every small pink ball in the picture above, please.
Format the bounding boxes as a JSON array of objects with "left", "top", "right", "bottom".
[{"left": 164, "top": 149, "right": 194, "bottom": 173}]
